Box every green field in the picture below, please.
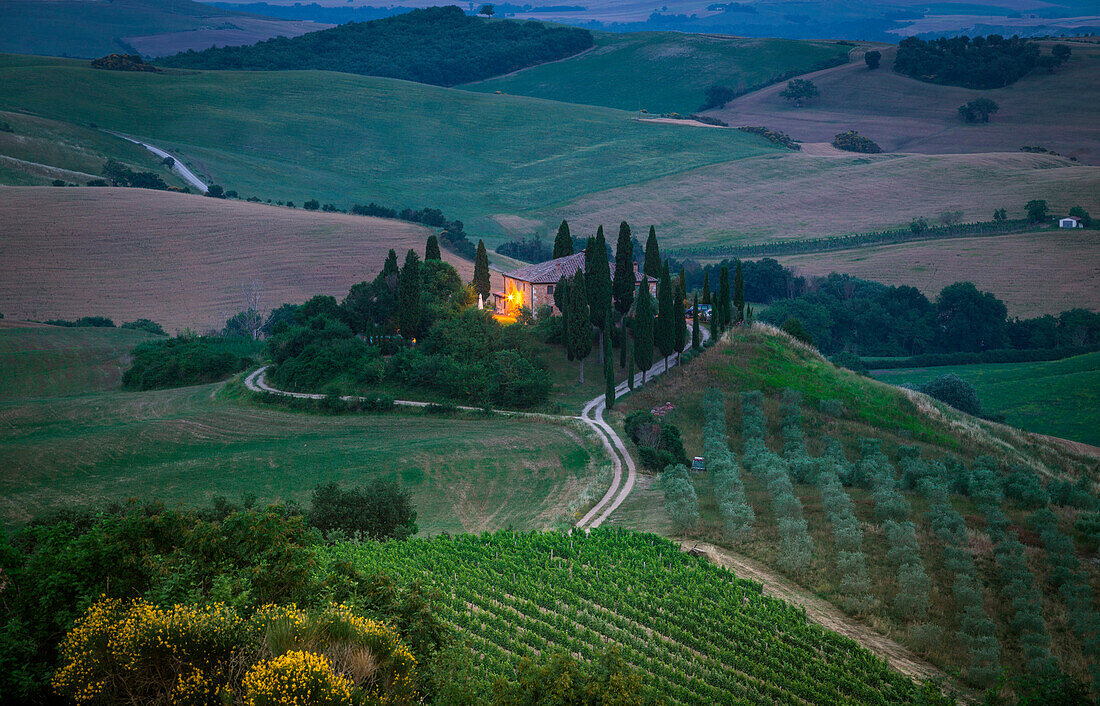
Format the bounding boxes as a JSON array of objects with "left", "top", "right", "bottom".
[
  {"left": 0, "top": 326, "right": 598, "bottom": 530},
  {"left": 872, "top": 353, "right": 1100, "bottom": 447},
  {"left": 465, "top": 31, "right": 852, "bottom": 114},
  {"left": 0, "top": 54, "right": 775, "bottom": 240}
]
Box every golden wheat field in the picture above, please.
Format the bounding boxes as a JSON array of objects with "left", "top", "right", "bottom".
[{"left": 0, "top": 186, "right": 476, "bottom": 332}]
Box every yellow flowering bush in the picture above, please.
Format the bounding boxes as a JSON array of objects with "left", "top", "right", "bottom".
[
  {"left": 52, "top": 597, "right": 242, "bottom": 705},
  {"left": 243, "top": 650, "right": 353, "bottom": 706}
]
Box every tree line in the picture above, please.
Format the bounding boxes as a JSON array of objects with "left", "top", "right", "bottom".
[
  {"left": 158, "top": 6, "right": 593, "bottom": 87},
  {"left": 893, "top": 35, "right": 1070, "bottom": 89}
]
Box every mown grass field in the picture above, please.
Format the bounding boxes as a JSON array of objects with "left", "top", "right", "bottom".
[
  {"left": 873, "top": 353, "right": 1100, "bottom": 447},
  {"left": 709, "top": 42, "right": 1100, "bottom": 164},
  {"left": 0, "top": 186, "right": 480, "bottom": 333},
  {"left": 0, "top": 325, "right": 598, "bottom": 531},
  {"left": 465, "top": 31, "right": 852, "bottom": 114},
  {"left": 773, "top": 230, "right": 1100, "bottom": 318},
  {"left": 0, "top": 54, "right": 776, "bottom": 241},
  {"left": 608, "top": 326, "right": 1099, "bottom": 691}
]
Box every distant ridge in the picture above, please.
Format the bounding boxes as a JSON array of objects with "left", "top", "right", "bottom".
[{"left": 159, "top": 6, "right": 594, "bottom": 87}]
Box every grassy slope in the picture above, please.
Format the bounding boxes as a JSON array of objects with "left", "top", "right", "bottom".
[
  {"left": 0, "top": 326, "right": 598, "bottom": 530},
  {"left": 708, "top": 42, "right": 1100, "bottom": 165},
  {"left": 872, "top": 353, "right": 1100, "bottom": 447},
  {"left": 609, "top": 325, "right": 1098, "bottom": 688},
  {"left": 465, "top": 31, "right": 852, "bottom": 114},
  {"left": 0, "top": 54, "right": 776, "bottom": 240},
  {"left": 0, "top": 0, "right": 323, "bottom": 59},
  {"left": 0, "top": 109, "right": 186, "bottom": 187},
  {"left": 771, "top": 229, "right": 1100, "bottom": 318},
  {"left": 0, "top": 186, "right": 476, "bottom": 333}
]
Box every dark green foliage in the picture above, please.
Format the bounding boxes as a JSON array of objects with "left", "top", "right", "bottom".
[
  {"left": 1001, "top": 466, "right": 1049, "bottom": 509},
  {"left": 655, "top": 262, "right": 675, "bottom": 360},
  {"left": 474, "top": 239, "right": 491, "bottom": 302},
  {"left": 495, "top": 235, "right": 552, "bottom": 262},
  {"left": 425, "top": 234, "right": 442, "bottom": 260},
  {"left": 624, "top": 410, "right": 688, "bottom": 471},
  {"left": 699, "top": 83, "right": 735, "bottom": 111},
  {"left": 303, "top": 198, "right": 320, "bottom": 210},
  {"left": 830, "top": 351, "right": 867, "bottom": 374},
  {"left": 308, "top": 481, "right": 418, "bottom": 541},
  {"left": 779, "top": 78, "right": 818, "bottom": 105},
  {"left": 397, "top": 249, "right": 422, "bottom": 338},
  {"left": 717, "top": 264, "right": 731, "bottom": 330},
  {"left": 44, "top": 315, "right": 115, "bottom": 328},
  {"left": 603, "top": 310, "right": 615, "bottom": 408},
  {"left": 661, "top": 464, "right": 699, "bottom": 532},
  {"left": 894, "top": 35, "right": 1039, "bottom": 89},
  {"left": 958, "top": 98, "right": 999, "bottom": 123},
  {"left": 553, "top": 219, "right": 573, "bottom": 259},
  {"left": 90, "top": 53, "right": 159, "bottom": 72},
  {"left": 673, "top": 273, "right": 686, "bottom": 359},
  {"left": 489, "top": 647, "right": 649, "bottom": 705},
  {"left": 1026, "top": 199, "right": 1049, "bottom": 223},
  {"left": 1076, "top": 511, "right": 1100, "bottom": 546},
  {"left": 732, "top": 260, "right": 745, "bottom": 323},
  {"left": 564, "top": 270, "right": 592, "bottom": 382},
  {"left": 120, "top": 318, "right": 166, "bottom": 336},
  {"left": 100, "top": 158, "right": 168, "bottom": 190},
  {"left": 643, "top": 226, "right": 661, "bottom": 279},
  {"left": 585, "top": 225, "right": 613, "bottom": 335},
  {"left": 832, "top": 130, "right": 882, "bottom": 153},
  {"left": 781, "top": 317, "right": 813, "bottom": 346},
  {"left": 159, "top": 7, "right": 593, "bottom": 87},
  {"left": 914, "top": 374, "right": 983, "bottom": 416},
  {"left": 222, "top": 308, "right": 262, "bottom": 339},
  {"left": 1068, "top": 205, "right": 1093, "bottom": 228},
  {"left": 864, "top": 50, "right": 881, "bottom": 69},
  {"left": 122, "top": 336, "right": 254, "bottom": 390},
  {"left": 271, "top": 337, "right": 384, "bottom": 392},
  {"left": 737, "top": 125, "right": 801, "bottom": 150},
  {"left": 701, "top": 269, "right": 711, "bottom": 306},
  {"left": 1048, "top": 476, "right": 1098, "bottom": 510},
  {"left": 612, "top": 221, "right": 635, "bottom": 318},
  {"left": 936, "top": 282, "right": 1008, "bottom": 352},
  {"left": 691, "top": 294, "right": 701, "bottom": 350},
  {"left": 633, "top": 278, "right": 654, "bottom": 381}
]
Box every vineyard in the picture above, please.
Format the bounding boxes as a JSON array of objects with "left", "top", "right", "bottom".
[{"left": 321, "top": 530, "right": 950, "bottom": 705}]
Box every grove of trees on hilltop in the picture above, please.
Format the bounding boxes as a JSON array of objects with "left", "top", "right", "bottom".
[
  {"left": 894, "top": 35, "right": 1040, "bottom": 89},
  {"left": 158, "top": 6, "right": 594, "bottom": 86}
]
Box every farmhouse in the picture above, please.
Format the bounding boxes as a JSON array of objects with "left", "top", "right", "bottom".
[
  {"left": 1059, "top": 216, "right": 1082, "bottom": 228},
  {"left": 495, "top": 250, "right": 657, "bottom": 317}
]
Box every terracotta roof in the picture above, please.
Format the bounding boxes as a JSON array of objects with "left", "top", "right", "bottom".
[{"left": 503, "top": 250, "right": 657, "bottom": 285}]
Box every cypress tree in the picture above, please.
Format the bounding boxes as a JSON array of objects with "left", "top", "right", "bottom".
[
  {"left": 677, "top": 268, "right": 686, "bottom": 304},
  {"left": 396, "top": 249, "right": 421, "bottom": 338},
  {"left": 718, "top": 264, "right": 731, "bottom": 330},
  {"left": 425, "top": 234, "right": 441, "bottom": 260},
  {"left": 733, "top": 259, "right": 745, "bottom": 324},
  {"left": 709, "top": 297, "right": 719, "bottom": 341},
  {"left": 656, "top": 261, "right": 675, "bottom": 361},
  {"left": 613, "top": 221, "right": 635, "bottom": 367},
  {"left": 473, "top": 239, "right": 491, "bottom": 301},
  {"left": 627, "top": 334, "right": 634, "bottom": 390},
  {"left": 555, "top": 274, "right": 570, "bottom": 355},
  {"left": 382, "top": 249, "right": 399, "bottom": 279},
  {"left": 702, "top": 269, "right": 711, "bottom": 306},
  {"left": 633, "top": 278, "right": 654, "bottom": 384},
  {"left": 692, "top": 294, "right": 701, "bottom": 350},
  {"left": 553, "top": 220, "right": 573, "bottom": 259},
  {"left": 565, "top": 271, "right": 592, "bottom": 382},
  {"left": 603, "top": 308, "right": 615, "bottom": 407},
  {"left": 674, "top": 275, "right": 687, "bottom": 363},
  {"left": 586, "top": 226, "right": 613, "bottom": 361},
  {"left": 643, "top": 225, "right": 661, "bottom": 279}
]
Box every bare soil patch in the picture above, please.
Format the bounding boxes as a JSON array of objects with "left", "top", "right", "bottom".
[{"left": 0, "top": 186, "right": 477, "bottom": 333}]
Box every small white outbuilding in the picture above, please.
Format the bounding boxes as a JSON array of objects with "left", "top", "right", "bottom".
[{"left": 1059, "top": 216, "right": 1082, "bottom": 228}]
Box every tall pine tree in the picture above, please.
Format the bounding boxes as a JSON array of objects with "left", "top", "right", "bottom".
[
  {"left": 565, "top": 271, "right": 592, "bottom": 382},
  {"left": 633, "top": 278, "right": 655, "bottom": 384},
  {"left": 692, "top": 294, "right": 701, "bottom": 350},
  {"left": 396, "top": 249, "right": 421, "bottom": 338},
  {"left": 733, "top": 260, "right": 745, "bottom": 324},
  {"left": 425, "top": 235, "right": 441, "bottom": 260},
  {"left": 718, "top": 264, "right": 731, "bottom": 330},
  {"left": 586, "top": 226, "right": 613, "bottom": 361},
  {"left": 612, "top": 221, "right": 635, "bottom": 368},
  {"left": 473, "top": 239, "right": 490, "bottom": 302},
  {"left": 643, "top": 226, "right": 661, "bottom": 279},
  {"left": 656, "top": 261, "right": 675, "bottom": 362},
  {"left": 553, "top": 220, "right": 573, "bottom": 259},
  {"left": 603, "top": 308, "right": 615, "bottom": 408},
  {"left": 674, "top": 274, "right": 687, "bottom": 363}
]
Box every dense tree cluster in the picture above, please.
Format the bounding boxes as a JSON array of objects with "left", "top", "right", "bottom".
[
  {"left": 894, "top": 35, "right": 1039, "bottom": 89},
  {"left": 624, "top": 410, "right": 688, "bottom": 471},
  {"left": 958, "top": 97, "right": 999, "bottom": 123},
  {"left": 159, "top": 6, "right": 593, "bottom": 87},
  {"left": 101, "top": 159, "right": 169, "bottom": 190},
  {"left": 89, "top": 53, "right": 160, "bottom": 72},
  {"left": 122, "top": 336, "right": 255, "bottom": 390}
]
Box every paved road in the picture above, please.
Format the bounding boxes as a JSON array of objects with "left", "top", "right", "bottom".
[
  {"left": 112, "top": 134, "right": 208, "bottom": 193},
  {"left": 243, "top": 319, "right": 710, "bottom": 530}
]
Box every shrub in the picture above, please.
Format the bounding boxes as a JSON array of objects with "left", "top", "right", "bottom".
[
  {"left": 832, "top": 130, "right": 882, "bottom": 153},
  {"left": 914, "top": 374, "right": 983, "bottom": 416},
  {"left": 737, "top": 125, "right": 800, "bottom": 150},
  {"left": 699, "top": 84, "right": 735, "bottom": 111},
  {"left": 307, "top": 481, "right": 418, "bottom": 541},
  {"left": 89, "top": 53, "right": 160, "bottom": 72},
  {"left": 244, "top": 651, "right": 352, "bottom": 706},
  {"left": 958, "top": 98, "right": 999, "bottom": 123},
  {"left": 123, "top": 336, "right": 253, "bottom": 390},
  {"left": 660, "top": 464, "right": 699, "bottom": 532},
  {"left": 120, "top": 318, "right": 167, "bottom": 336},
  {"left": 624, "top": 411, "right": 687, "bottom": 470}
]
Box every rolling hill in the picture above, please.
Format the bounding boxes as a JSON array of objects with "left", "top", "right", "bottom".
[
  {"left": 0, "top": 0, "right": 328, "bottom": 59},
  {"left": 709, "top": 41, "right": 1100, "bottom": 165},
  {"left": 0, "top": 186, "right": 465, "bottom": 333},
  {"left": 3, "top": 54, "right": 1096, "bottom": 247},
  {"left": 464, "top": 30, "right": 853, "bottom": 114}
]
